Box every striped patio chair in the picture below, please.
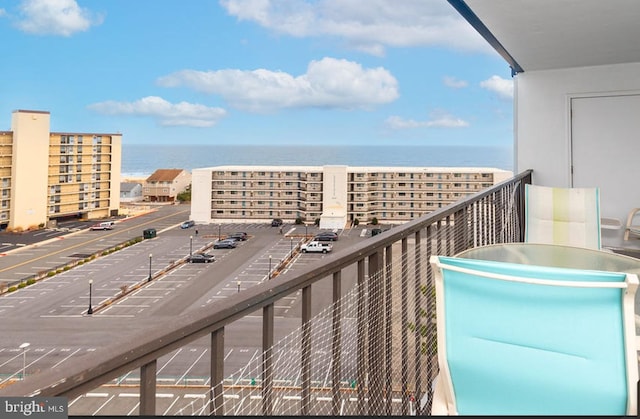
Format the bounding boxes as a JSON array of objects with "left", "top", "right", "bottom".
[{"left": 524, "top": 184, "right": 601, "bottom": 249}]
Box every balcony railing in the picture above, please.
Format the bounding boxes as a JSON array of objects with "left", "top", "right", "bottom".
[{"left": 0, "top": 170, "right": 532, "bottom": 416}]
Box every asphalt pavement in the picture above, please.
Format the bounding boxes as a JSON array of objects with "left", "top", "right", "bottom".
[
  {"left": 0, "top": 211, "right": 376, "bottom": 416},
  {"left": 0, "top": 204, "right": 190, "bottom": 287}
]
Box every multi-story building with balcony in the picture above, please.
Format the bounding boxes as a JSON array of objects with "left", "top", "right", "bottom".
[
  {"left": 191, "top": 165, "right": 512, "bottom": 228},
  {"left": 0, "top": 109, "right": 122, "bottom": 231}
]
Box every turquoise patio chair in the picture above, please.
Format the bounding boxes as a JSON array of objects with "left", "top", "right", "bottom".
[
  {"left": 429, "top": 255, "right": 639, "bottom": 415},
  {"left": 524, "top": 184, "right": 601, "bottom": 249}
]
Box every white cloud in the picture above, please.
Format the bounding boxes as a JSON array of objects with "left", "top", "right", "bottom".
[
  {"left": 480, "top": 75, "right": 513, "bottom": 100},
  {"left": 87, "top": 96, "right": 227, "bottom": 128},
  {"left": 443, "top": 76, "right": 468, "bottom": 89},
  {"left": 220, "top": 0, "right": 491, "bottom": 57},
  {"left": 0, "top": 9, "right": 6, "bottom": 17},
  {"left": 385, "top": 111, "right": 468, "bottom": 130},
  {"left": 157, "top": 57, "right": 399, "bottom": 112},
  {"left": 15, "top": 0, "right": 103, "bottom": 36}
]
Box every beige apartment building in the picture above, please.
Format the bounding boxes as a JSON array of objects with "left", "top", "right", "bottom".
[
  {"left": 0, "top": 110, "right": 121, "bottom": 231},
  {"left": 191, "top": 165, "right": 512, "bottom": 229}
]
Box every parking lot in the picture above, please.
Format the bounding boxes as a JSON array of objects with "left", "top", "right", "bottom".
[{"left": 0, "top": 213, "right": 388, "bottom": 415}]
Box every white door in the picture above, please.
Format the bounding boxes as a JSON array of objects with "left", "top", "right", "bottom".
[{"left": 571, "top": 94, "right": 640, "bottom": 247}]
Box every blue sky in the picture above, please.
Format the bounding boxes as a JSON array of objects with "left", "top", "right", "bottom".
[{"left": 0, "top": 0, "right": 514, "bottom": 146}]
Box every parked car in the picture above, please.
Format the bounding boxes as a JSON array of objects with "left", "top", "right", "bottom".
[
  {"left": 143, "top": 228, "right": 156, "bottom": 239},
  {"left": 180, "top": 220, "right": 195, "bottom": 229},
  {"left": 187, "top": 253, "right": 215, "bottom": 263},
  {"left": 314, "top": 231, "right": 339, "bottom": 241},
  {"left": 371, "top": 228, "right": 383, "bottom": 236},
  {"left": 300, "top": 241, "right": 333, "bottom": 253},
  {"left": 228, "top": 232, "right": 248, "bottom": 241},
  {"left": 271, "top": 218, "right": 283, "bottom": 227},
  {"left": 90, "top": 221, "right": 114, "bottom": 231},
  {"left": 213, "top": 239, "right": 237, "bottom": 249}
]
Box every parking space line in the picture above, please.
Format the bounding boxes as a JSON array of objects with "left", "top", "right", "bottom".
[
  {"left": 52, "top": 347, "right": 82, "bottom": 368},
  {"left": 94, "top": 395, "right": 116, "bottom": 415},
  {"left": 85, "top": 393, "right": 109, "bottom": 398}
]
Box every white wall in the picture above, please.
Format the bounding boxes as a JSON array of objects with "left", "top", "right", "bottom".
[
  {"left": 190, "top": 168, "right": 213, "bottom": 223},
  {"left": 516, "top": 62, "right": 640, "bottom": 248},
  {"left": 516, "top": 62, "right": 640, "bottom": 185},
  {"left": 320, "top": 165, "right": 348, "bottom": 230}
]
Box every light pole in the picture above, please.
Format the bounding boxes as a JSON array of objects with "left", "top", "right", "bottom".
[
  {"left": 190, "top": 235, "right": 193, "bottom": 257},
  {"left": 19, "top": 342, "right": 29, "bottom": 381},
  {"left": 290, "top": 237, "right": 293, "bottom": 255},
  {"left": 148, "top": 253, "right": 152, "bottom": 282},
  {"left": 237, "top": 281, "right": 241, "bottom": 293},
  {"left": 87, "top": 279, "right": 93, "bottom": 315},
  {"left": 268, "top": 255, "right": 272, "bottom": 280},
  {"left": 218, "top": 224, "right": 221, "bottom": 240},
  {"left": 305, "top": 224, "right": 308, "bottom": 238}
]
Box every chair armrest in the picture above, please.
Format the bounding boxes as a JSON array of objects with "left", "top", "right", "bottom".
[
  {"left": 601, "top": 217, "right": 622, "bottom": 230},
  {"left": 626, "top": 208, "right": 640, "bottom": 227},
  {"left": 624, "top": 208, "right": 640, "bottom": 240}
]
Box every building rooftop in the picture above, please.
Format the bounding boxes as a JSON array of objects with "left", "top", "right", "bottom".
[
  {"left": 146, "top": 169, "right": 187, "bottom": 182},
  {"left": 194, "top": 165, "right": 512, "bottom": 174}
]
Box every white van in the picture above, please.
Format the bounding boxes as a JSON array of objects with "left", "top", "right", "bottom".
[{"left": 90, "top": 221, "right": 114, "bottom": 231}]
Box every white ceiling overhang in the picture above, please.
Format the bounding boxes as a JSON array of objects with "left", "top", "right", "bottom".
[{"left": 448, "top": 0, "right": 640, "bottom": 73}]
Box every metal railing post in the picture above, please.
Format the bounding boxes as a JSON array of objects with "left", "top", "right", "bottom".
[
  {"left": 210, "top": 328, "right": 224, "bottom": 415},
  {"left": 139, "top": 360, "right": 157, "bottom": 416},
  {"left": 331, "top": 270, "right": 342, "bottom": 416}
]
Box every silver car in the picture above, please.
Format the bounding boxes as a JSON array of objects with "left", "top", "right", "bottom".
[{"left": 213, "top": 239, "right": 237, "bottom": 249}]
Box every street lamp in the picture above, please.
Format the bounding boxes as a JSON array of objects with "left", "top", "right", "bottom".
[
  {"left": 87, "top": 279, "right": 93, "bottom": 315},
  {"left": 218, "top": 224, "right": 221, "bottom": 240},
  {"left": 19, "top": 342, "right": 29, "bottom": 381},
  {"left": 148, "top": 253, "right": 152, "bottom": 282},
  {"left": 190, "top": 235, "right": 193, "bottom": 257},
  {"left": 305, "top": 224, "right": 308, "bottom": 238},
  {"left": 268, "top": 255, "right": 272, "bottom": 280},
  {"left": 290, "top": 237, "right": 293, "bottom": 254},
  {"left": 237, "top": 281, "right": 241, "bottom": 293}
]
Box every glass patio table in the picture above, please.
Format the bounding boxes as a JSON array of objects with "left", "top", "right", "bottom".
[
  {"left": 455, "top": 243, "right": 640, "bottom": 274},
  {"left": 455, "top": 242, "right": 640, "bottom": 319}
]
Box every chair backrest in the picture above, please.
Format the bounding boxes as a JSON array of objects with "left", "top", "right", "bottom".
[
  {"left": 525, "top": 184, "right": 601, "bottom": 249},
  {"left": 430, "top": 255, "right": 638, "bottom": 415}
]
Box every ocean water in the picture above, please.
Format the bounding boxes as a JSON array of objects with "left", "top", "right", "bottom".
[{"left": 121, "top": 144, "right": 513, "bottom": 178}]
